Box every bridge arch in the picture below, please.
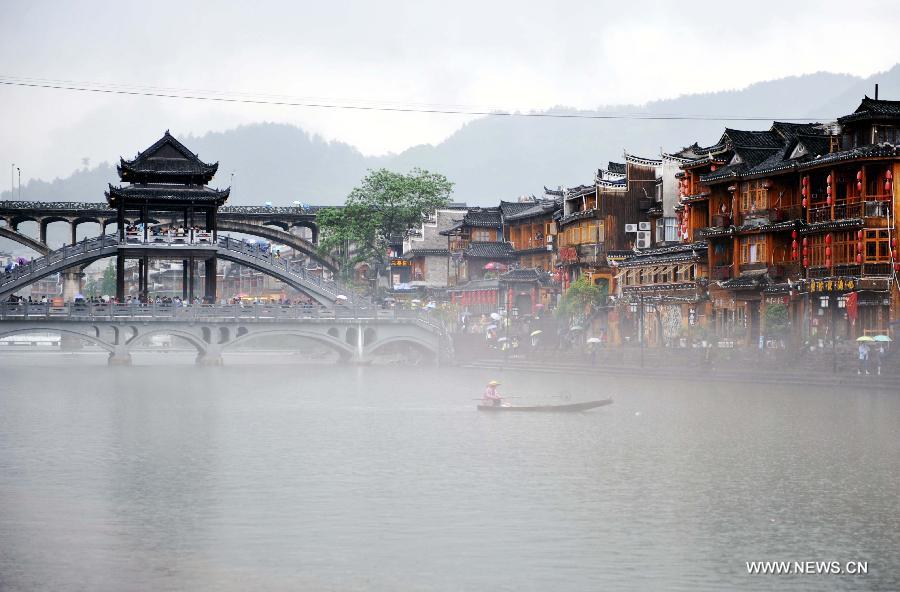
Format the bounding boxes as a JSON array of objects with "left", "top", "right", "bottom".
[
  {"left": 216, "top": 219, "right": 337, "bottom": 272},
  {"left": 364, "top": 335, "right": 440, "bottom": 358},
  {"left": 0, "top": 226, "right": 50, "bottom": 255},
  {"left": 222, "top": 328, "right": 356, "bottom": 360},
  {"left": 0, "top": 327, "right": 115, "bottom": 352},
  {"left": 125, "top": 327, "right": 209, "bottom": 355}
]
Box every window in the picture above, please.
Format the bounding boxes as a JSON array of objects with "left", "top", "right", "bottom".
[
  {"left": 473, "top": 229, "right": 492, "bottom": 242},
  {"left": 739, "top": 235, "right": 767, "bottom": 263},
  {"left": 865, "top": 229, "right": 891, "bottom": 261},
  {"left": 808, "top": 231, "right": 855, "bottom": 266},
  {"left": 655, "top": 217, "right": 677, "bottom": 242},
  {"left": 739, "top": 181, "right": 767, "bottom": 212}
]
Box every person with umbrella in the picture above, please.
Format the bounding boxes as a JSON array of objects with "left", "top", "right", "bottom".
[{"left": 857, "top": 337, "right": 872, "bottom": 375}]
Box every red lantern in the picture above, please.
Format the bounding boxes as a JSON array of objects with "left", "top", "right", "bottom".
[
  {"left": 858, "top": 230, "right": 864, "bottom": 240},
  {"left": 802, "top": 177, "right": 808, "bottom": 186},
  {"left": 791, "top": 230, "right": 798, "bottom": 239},
  {"left": 826, "top": 259, "right": 831, "bottom": 267},
  {"left": 826, "top": 174, "right": 832, "bottom": 184},
  {"left": 857, "top": 181, "right": 863, "bottom": 192},
  {"left": 802, "top": 237, "right": 808, "bottom": 246},
  {"left": 826, "top": 196, "right": 833, "bottom": 205},
  {"left": 826, "top": 185, "right": 832, "bottom": 195},
  {"left": 856, "top": 254, "right": 862, "bottom": 264},
  {"left": 803, "top": 258, "right": 809, "bottom": 267},
  {"left": 825, "top": 234, "right": 832, "bottom": 245},
  {"left": 792, "top": 240, "right": 798, "bottom": 250},
  {"left": 895, "top": 263, "right": 900, "bottom": 272},
  {"left": 893, "top": 250, "right": 898, "bottom": 260},
  {"left": 857, "top": 241, "right": 863, "bottom": 252},
  {"left": 792, "top": 250, "right": 799, "bottom": 259},
  {"left": 801, "top": 186, "right": 808, "bottom": 197},
  {"left": 892, "top": 238, "right": 897, "bottom": 248},
  {"left": 710, "top": 165, "right": 717, "bottom": 172},
  {"left": 803, "top": 246, "right": 808, "bottom": 256},
  {"left": 887, "top": 170, "right": 893, "bottom": 180},
  {"left": 885, "top": 180, "right": 891, "bottom": 193},
  {"left": 857, "top": 170, "right": 863, "bottom": 180},
  {"left": 825, "top": 246, "right": 832, "bottom": 257},
  {"left": 802, "top": 198, "right": 808, "bottom": 208}
]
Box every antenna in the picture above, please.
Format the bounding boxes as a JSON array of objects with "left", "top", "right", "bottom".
[{"left": 875, "top": 83, "right": 879, "bottom": 100}]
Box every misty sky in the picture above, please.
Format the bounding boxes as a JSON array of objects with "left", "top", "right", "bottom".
[{"left": 2, "top": 0, "right": 900, "bottom": 186}]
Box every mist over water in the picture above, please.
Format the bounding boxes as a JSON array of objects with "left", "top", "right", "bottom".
[{"left": 0, "top": 357, "right": 898, "bottom": 591}]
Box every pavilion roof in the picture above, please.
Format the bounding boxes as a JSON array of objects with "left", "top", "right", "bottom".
[
  {"left": 105, "top": 184, "right": 230, "bottom": 207},
  {"left": 118, "top": 131, "right": 218, "bottom": 183}
]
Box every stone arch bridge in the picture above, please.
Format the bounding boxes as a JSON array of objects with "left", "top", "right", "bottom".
[
  {"left": 0, "top": 236, "right": 350, "bottom": 305},
  {"left": 0, "top": 201, "right": 337, "bottom": 271},
  {"left": 0, "top": 302, "right": 450, "bottom": 366}
]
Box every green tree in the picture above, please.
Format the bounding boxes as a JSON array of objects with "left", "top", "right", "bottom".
[
  {"left": 764, "top": 303, "right": 788, "bottom": 336},
  {"left": 99, "top": 261, "right": 116, "bottom": 296},
  {"left": 317, "top": 168, "right": 453, "bottom": 280},
  {"left": 557, "top": 275, "right": 603, "bottom": 321}
]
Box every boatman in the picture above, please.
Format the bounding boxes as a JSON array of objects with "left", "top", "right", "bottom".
[{"left": 483, "top": 380, "right": 503, "bottom": 406}]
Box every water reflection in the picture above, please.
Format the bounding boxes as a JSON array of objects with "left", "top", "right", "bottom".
[{"left": 0, "top": 358, "right": 897, "bottom": 591}]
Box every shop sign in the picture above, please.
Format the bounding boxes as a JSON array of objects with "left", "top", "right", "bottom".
[
  {"left": 688, "top": 307, "right": 697, "bottom": 326},
  {"left": 391, "top": 259, "right": 411, "bottom": 267},
  {"left": 809, "top": 277, "right": 855, "bottom": 293}
]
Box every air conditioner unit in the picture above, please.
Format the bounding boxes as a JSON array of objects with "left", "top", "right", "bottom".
[
  {"left": 638, "top": 221, "right": 651, "bottom": 231},
  {"left": 624, "top": 223, "right": 638, "bottom": 233},
  {"left": 635, "top": 231, "right": 651, "bottom": 249}
]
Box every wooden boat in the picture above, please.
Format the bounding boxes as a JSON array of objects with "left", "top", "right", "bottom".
[{"left": 477, "top": 398, "right": 612, "bottom": 413}]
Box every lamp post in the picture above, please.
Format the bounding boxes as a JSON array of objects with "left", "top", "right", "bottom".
[
  {"left": 630, "top": 295, "right": 645, "bottom": 368},
  {"left": 17, "top": 167, "right": 21, "bottom": 200}
]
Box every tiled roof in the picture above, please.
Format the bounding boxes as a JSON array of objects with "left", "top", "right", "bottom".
[
  {"left": 838, "top": 96, "right": 900, "bottom": 124},
  {"left": 499, "top": 267, "right": 554, "bottom": 285},
  {"left": 724, "top": 128, "right": 784, "bottom": 149},
  {"left": 118, "top": 131, "right": 218, "bottom": 182},
  {"left": 718, "top": 270, "right": 769, "bottom": 291},
  {"left": 463, "top": 208, "right": 502, "bottom": 227},
  {"left": 105, "top": 184, "right": 230, "bottom": 203},
  {"left": 504, "top": 200, "right": 557, "bottom": 221},
  {"left": 464, "top": 241, "right": 515, "bottom": 259},
  {"left": 402, "top": 248, "right": 450, "bottom": 259},
  {"left": 607, "top": 161, "right": 626, "bottom": 174},
  {"left": 618, "top": 242, "right": 708, "bottom": 268},
  {"left": 499, "top": 200, "right": 538, "bottom": 218},
  {"left": 798, "top": 143, "right": 900, "bottom": 171}
]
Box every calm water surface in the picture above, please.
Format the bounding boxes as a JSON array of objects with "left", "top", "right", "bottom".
[{"left": 0, "top": 354, "right": 898, "bottom": 591}]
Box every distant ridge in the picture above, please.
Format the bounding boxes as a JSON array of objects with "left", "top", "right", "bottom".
[{"left": 4, "top": 66, "right": 900, "bottom": 208}]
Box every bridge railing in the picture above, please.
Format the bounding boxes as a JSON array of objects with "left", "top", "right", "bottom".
[
  {"left": 217, "top": 236, "right": 357, "bottom": 301},
  {"left": 0, "top": 302, "right": 445, "bottom": 331},
  {"left": 1, "top": 235, "right": 118, "bottom": 289}
]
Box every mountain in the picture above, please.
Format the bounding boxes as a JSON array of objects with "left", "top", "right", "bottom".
[{"left": 4, "top": 66, "right": 900, "bottom": 208}]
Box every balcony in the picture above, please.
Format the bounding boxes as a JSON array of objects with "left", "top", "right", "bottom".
[
  {"left": 736, "top": 205, "right": 802, "bottom": 227},
  {"left": 576, "top": 243, "right": 607, "bottom": 264},
  {"left": 808, "top": 199, "right": 892, "bottom": 223}
]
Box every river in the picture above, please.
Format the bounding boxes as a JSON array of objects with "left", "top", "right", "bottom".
[{"left": 0, "top": 353, "right": 898, "bottom": 591}]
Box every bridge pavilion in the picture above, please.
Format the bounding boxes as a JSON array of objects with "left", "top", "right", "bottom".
[{"left": 106, "top": 131, "right": 230, "bottom": 302}]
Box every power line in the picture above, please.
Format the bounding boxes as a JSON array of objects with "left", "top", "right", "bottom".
[{"left": 0, "top": 75, "right": 831, "bottom": 122}]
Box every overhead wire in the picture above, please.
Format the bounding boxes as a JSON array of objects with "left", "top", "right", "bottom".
[{"left": 0, "top": 75, "right": 832, "bottom": 122}]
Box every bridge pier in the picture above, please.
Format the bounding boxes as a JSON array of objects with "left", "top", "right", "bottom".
[
  {"left": 61, "top": 269, "right": 84, "bottom": 302},
  {"left": 196, "top": 344, "right": 223, "bottom": 366},
  {"left": 108, "top": 347, "right": 132, "bottom": 366}
]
